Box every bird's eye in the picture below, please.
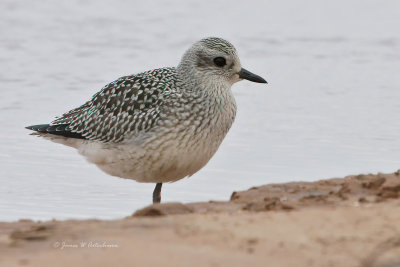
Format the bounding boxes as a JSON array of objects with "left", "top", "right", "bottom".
[{"left": 213, "top": 57, "right": 226, "bottom": 67}]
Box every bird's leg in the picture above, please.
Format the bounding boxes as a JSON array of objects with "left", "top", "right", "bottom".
[{"left": 153, "top": 183, "right": 163, "bottom": 204}]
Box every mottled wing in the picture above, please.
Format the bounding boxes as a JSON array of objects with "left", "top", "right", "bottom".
[{"left": 49, "top": 67, "right": 177, "bottom": 143}]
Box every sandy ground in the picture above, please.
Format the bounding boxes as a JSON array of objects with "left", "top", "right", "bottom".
[{"left": 1, "top": 172, "right": 400, "bottom": 267}]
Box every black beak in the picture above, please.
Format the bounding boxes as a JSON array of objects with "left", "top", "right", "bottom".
[{"left": 238, "top": 68, "right": 267, "bottom": 84}]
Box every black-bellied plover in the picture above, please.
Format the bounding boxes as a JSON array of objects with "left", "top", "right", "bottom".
[{"left": 26, "top": 37, "right": 267, "bottom": 204}]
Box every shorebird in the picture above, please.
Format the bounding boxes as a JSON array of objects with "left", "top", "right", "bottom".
[{"left": 26, "top": 37, "right": 267, "bottom": 204}]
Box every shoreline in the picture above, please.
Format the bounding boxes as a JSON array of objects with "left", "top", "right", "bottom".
[{"left": 1, "top": 171, "right": 400, "bottom": 267}]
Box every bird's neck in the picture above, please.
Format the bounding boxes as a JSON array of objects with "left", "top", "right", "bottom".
[{"left": 176, "top": 65, "right": 232, "bottom": 98}]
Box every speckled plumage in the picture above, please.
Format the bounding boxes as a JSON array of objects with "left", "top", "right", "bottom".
[
  {"left": 26, "top": 37, "right": 267, "bottom": 203},
  {"left": 51, "top": 67, "right": 177, "bottom": 143}
]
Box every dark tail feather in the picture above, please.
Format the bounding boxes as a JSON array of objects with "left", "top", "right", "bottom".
[{"left": 25, "top": 124, "right": 86, "bottom": 140}]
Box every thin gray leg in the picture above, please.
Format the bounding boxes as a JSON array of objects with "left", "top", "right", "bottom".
[{"left": 153, "top": 183, "right": 162, "bottom": 203}]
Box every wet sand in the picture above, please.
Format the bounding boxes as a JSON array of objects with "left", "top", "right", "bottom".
[{"left": 1, "top": 171, "right": 400, "bottom": 267}]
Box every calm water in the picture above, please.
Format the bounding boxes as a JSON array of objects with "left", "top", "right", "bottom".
[{"left": 1, "top": 0, "right": 399, "bottom": 221}]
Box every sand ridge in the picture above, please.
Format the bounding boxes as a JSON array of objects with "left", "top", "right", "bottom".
[{"left": 1, "top": 171, "right": 400, "bottom": 267}]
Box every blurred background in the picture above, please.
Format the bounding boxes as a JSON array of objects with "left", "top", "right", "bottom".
[{"left": 1, "top": 0, "right": 399, "bottom": 221}]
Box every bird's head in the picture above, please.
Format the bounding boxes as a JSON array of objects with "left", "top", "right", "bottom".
[{"left": 178, "top": 37, "right": 267, "bottom": 87}]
